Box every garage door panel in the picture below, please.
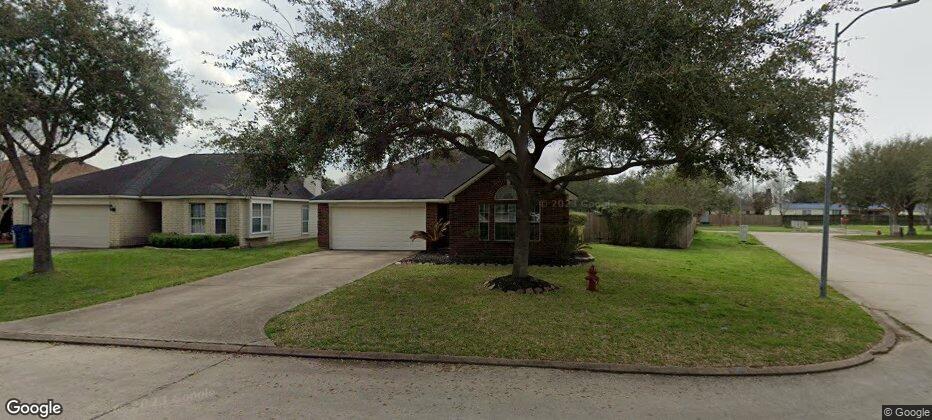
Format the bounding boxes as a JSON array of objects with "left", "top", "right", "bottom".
[
  {"left": 330, "top": 204, "right": 426, "bottom": 250},
  {"left": 50, "top": 205, "right": 110, "bottom": 248}
]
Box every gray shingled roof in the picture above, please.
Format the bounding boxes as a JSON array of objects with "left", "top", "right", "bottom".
[
  {"left": 314, "top": 152, "right": 489, "bottom": 201},
  {"left": 43, "top": 154, "right": 314, "bottom": 199}
]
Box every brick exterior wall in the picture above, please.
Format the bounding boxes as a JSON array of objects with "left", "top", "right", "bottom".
[
  {"left": 448, "top": 167, "right": 569, "bottom": 264},
  {"left": 426, "top": 203, "right": 438, "bottom": 227},
  {"left": 317, "top": 203, "right": 330, "bottom": 249}
]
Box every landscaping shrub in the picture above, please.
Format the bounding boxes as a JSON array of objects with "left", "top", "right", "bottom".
[
  {"left": 543, "top": 223, "right": 588, "bottom": 263},
  {"left": 597, "top": 204, "right": 694, "bottom": 248},
  {"left": 148, "top": 233, "right": 239, "bottom": 249},
  {"left": 569, "top": 211, "right": 587, "bottom": 228}
]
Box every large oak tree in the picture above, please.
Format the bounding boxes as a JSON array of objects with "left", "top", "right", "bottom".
[
  {"left": 215, "top": 0, "right": 855, "bottom": 280},
  {"left": 0, "top": 0, "right": 199, "bottom": 272}
]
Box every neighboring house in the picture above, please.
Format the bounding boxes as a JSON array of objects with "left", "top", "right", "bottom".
[
  {"left": 9, "top": 154, "right": 320, "bottom": 248},
  {"left": 0, "top": 154, "right": 100, "bottom": 234},
  {"left": 864, "top": 204, "right": 928, "bottom": 216},
  {"left": 313, "top": 151, "right": 575, "bottom": 263},
  {"left": 765, "top": 202, "right": 849, "bottom": 216}
]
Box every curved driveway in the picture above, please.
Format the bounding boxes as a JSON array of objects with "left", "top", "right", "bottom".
[
  {"left": 0, "top": 250, "right": 408, "bottom": 345},
  {"left": 755, "top": 233, "right": 932, "bottom": 339}
]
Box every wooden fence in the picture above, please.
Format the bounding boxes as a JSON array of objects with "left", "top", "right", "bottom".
[
  {"left": 707, "top": 213, "right": 782, "bottom": 226},
  {"left": 583, "top": 212, "right": 611, "bottom": 244}
]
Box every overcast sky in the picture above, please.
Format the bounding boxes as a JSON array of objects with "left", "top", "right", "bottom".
[{"left": 89, "top": 0, "right": 932, "bottom": 183}]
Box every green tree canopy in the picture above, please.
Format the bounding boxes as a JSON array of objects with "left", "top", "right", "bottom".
[
  {"left": 638, "top": 169, "right": 734, "bottom": 216},
  {"left": 0, "top": 0, "right": 199, "bottom": 272},
  {"left": 214, "top": 0, "right": 856, "bottom": 279},
  {"left": 835, "top": 136, "right": 929, "bottom": 235}
]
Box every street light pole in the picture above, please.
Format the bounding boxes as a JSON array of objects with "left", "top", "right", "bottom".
[{"left": 819, "top": 0, "right": 920, "bottom": 299}]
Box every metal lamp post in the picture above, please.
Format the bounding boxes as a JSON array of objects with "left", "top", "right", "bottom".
[{"left": 819, "top": 0, "right": 920, "bottom": 298}]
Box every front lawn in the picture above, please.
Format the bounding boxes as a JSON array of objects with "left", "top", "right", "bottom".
[
  {"left": 267, "top": 233, "right": 881, "bottom": 367},
  {"left": 878, "top": 242, "right": 932, "bottom": 255},
  {"left": 0, "top": 239, "right": 318, "bottom": 322}
]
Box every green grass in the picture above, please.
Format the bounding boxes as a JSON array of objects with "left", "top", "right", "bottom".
[
  {"left": 698, "top": 225, "right": 800, "bottom": 232},
  {"left": 839, "top": 224, "right": 932, "bottom": 240},
  {"left": 267, "top": 233, "right": 880, "bottom": 367},
  {"left": 878, "top": 242, "right": 932, "bottom": 255},
  {"left": 0, "top": 239, "right": 318, "bottom": 322}
]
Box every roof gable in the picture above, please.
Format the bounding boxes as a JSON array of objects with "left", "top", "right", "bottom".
[{"left": 314, "top": 151, "right": 575, "bottom": 202}]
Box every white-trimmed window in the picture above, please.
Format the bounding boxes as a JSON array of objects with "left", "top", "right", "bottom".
[
  {"left": 251, "top": 202, "right": 272, "bottom": 234},
  {"left": 21, "top": 203, "right": 31, "bottom": 223},
  {"left": 214, "top": 203, "right": 228, "bottom": 234},
  {"left": 301, "top": 204, "right": 310, "bottom": 234},
  {"left": 190, "top": 203, "right": 206, "bottom": 234},
  {"left": 493, "top": 203, "right": 516, "bottom": 241},
  {"left": 492, "top": 202, "right": 541, "bottom": 241},
  {"left": 530, "top": 201, "right": 541, "bottom": 241},
  {"left": 478, "top": 204, "right": 490, "bottom": 240}
]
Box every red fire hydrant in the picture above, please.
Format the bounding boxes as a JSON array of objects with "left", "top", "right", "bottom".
[{"left": 586, "top": 265, "right": 599, "bottom": 292}]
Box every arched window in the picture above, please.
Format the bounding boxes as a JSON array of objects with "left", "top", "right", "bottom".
[
  {"left": 487, "top": 183, "right": 541, "bottom": 241},
  {"left": 494, "top": 184, "right": 517, "bottom": 200}
]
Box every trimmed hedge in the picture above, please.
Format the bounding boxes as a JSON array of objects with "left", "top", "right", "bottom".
[
  {"left": 148, "top": 233, "right": 239, "bottom": 249},
  {"left": 598, "top": 204, "right": 694, "bottom": 249}
]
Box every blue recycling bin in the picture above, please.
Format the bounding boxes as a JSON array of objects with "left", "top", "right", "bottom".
[{"left": 12, "top": 224, "right": 32, "bottom": 248}]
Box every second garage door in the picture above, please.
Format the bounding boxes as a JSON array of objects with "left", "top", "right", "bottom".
[
  {"left": 50, "top": 205, "right": 111, "bottom": 248},
  {"left": 330, "top": 204, "right": 426, "bottom": 250}
]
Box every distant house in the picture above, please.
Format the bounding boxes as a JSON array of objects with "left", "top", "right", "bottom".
[
  {"left": 864, "top": 204, "right": 927, "bottom": 216},
  {"left": 313, "top": 151, "right": 575, "bottom": 263},
  {"left": 766, "top": 203, "right": 849, "bottom": 216},
  {"left": 9, "top": 154, "right": 319, "bottom": 248},
  {"left": 0, "top": 155, "right": 100, "bottom": 234}
]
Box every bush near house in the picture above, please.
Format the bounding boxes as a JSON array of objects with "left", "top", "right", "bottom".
[
  {"left": 598, "top": 204, "right": 694, "bottom": 249},
  {"left": 569, "top": 211, "right": 587, "bottom": 228},
  {"left": 149, "top": 233, "right": 239, "bottom": 249}
]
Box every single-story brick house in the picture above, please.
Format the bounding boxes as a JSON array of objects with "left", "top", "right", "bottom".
[
  {"left": 9, "top": 154, "right": 319, "bottom": 248},
  {"left": 313, "top": 152, "right": 575, "bottom": 263}
]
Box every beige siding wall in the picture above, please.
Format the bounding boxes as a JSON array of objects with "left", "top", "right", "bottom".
[
  {"left": 11, "top": 197, "right": 156, "bottom": 247},
  {"left": 12, "top": 196, "right": 314, "bottom": 248},
  {"left": 110, "top": 199, "right": 160, "bottom": 247},
  {"left": 160, "top": 198, "right": 247, "bottom": 243}
]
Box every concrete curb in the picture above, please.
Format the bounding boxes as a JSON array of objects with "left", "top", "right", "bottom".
[{"left": 0, "top": 310, "right": 897, "bottom": 377}]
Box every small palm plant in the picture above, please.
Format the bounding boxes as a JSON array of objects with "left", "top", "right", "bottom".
[{"left": 410, "top": 219, "right": 450, "bottom": 245}]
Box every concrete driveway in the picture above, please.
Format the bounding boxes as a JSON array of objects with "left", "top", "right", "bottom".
[
  {"left": 755, "top": 233, "right": 932, "bottom": 339},
  {"left": 0, "top": 250, "right": 408, "bottom": 345}
]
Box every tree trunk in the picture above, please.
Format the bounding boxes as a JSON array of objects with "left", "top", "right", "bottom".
[
  {"left": 906, "top": 205, "right": 917, "bottom": 236},
  {"left": 31, "top": 171, "right": 54, "bottom": 273},
  {"left": 889, "top": 209, "right": 902, "bottom": 237},
  {"left": 511, "top": 178, "right": 531, "bottom": 280}
]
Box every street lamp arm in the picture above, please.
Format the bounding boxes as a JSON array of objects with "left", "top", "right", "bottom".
[{"left": 839, "top": 0, "right": 921, "bottom": 37}]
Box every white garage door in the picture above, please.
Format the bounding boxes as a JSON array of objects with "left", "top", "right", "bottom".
[
  {"left": 330, "top": 204, "right": 426, "bottom": 250},
  {"left": 50, "top": 205, "right": 110, "bottom": 248}
]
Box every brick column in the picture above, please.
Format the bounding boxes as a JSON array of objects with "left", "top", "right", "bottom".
[{"left": 317, "top": 203, "right": 330, "bottom": 249}]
